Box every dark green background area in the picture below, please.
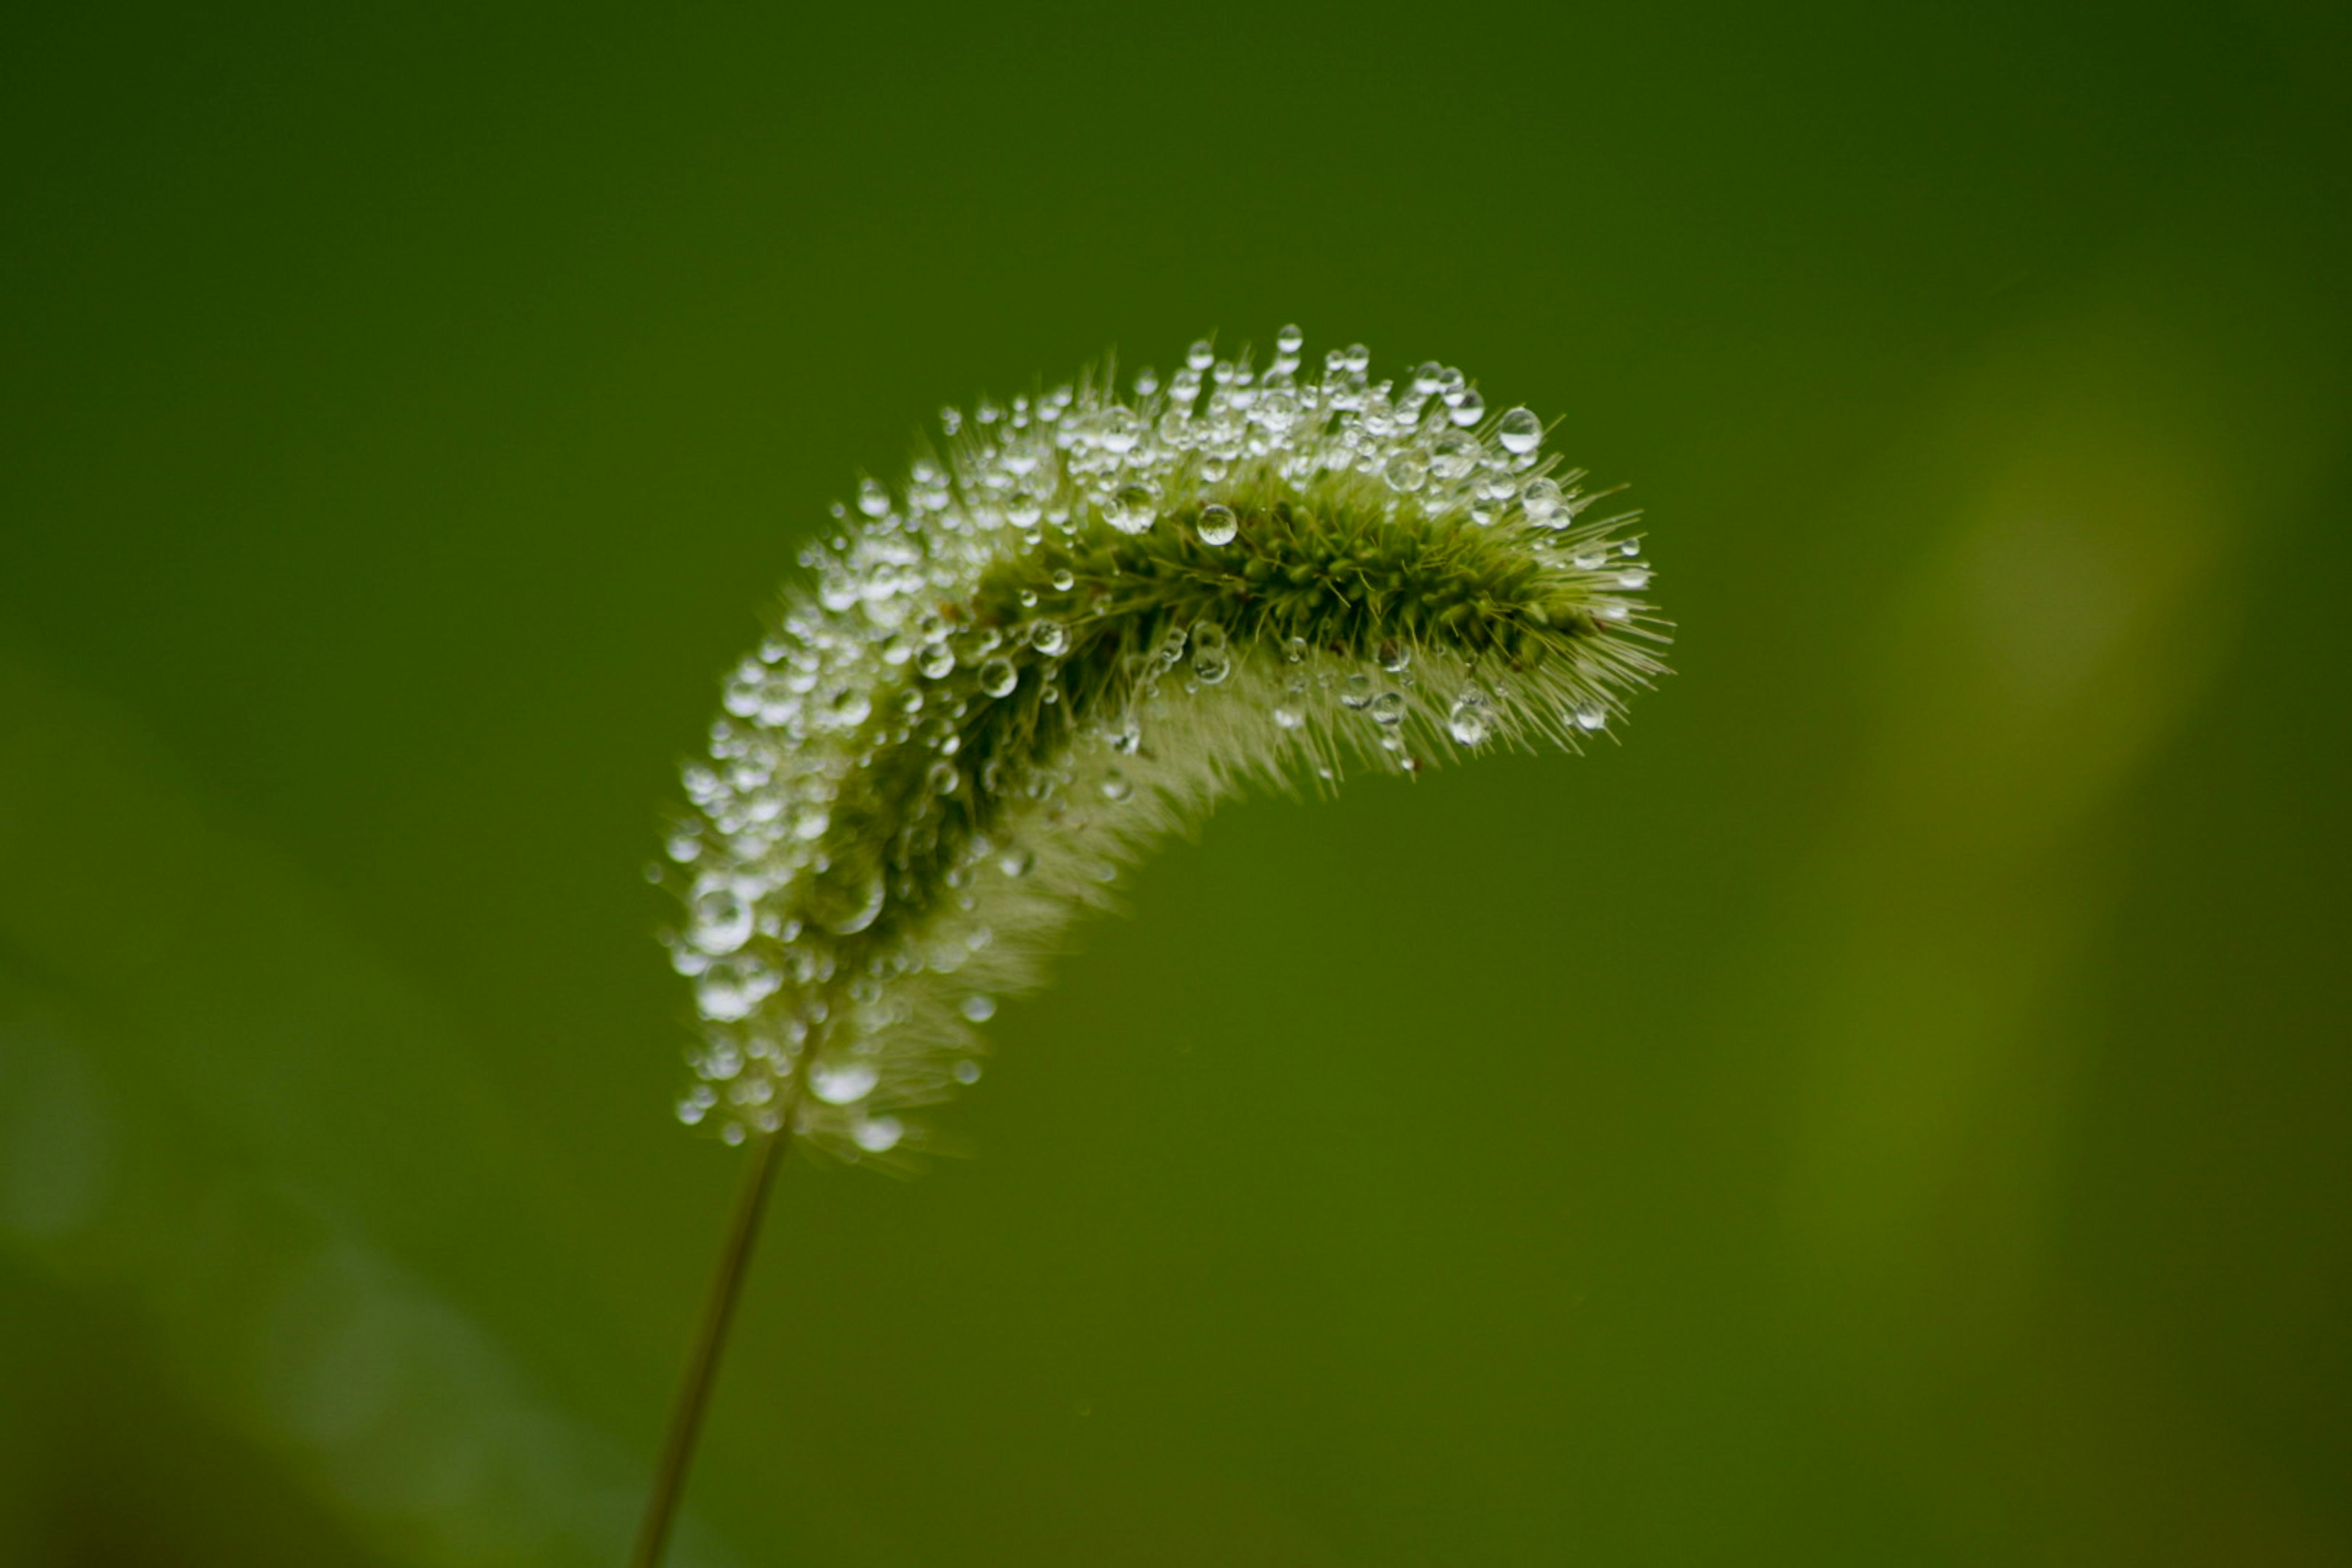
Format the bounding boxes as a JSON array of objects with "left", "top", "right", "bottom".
[{"left": 4, "top": 2, "right": 2348, "bottom": 1564}]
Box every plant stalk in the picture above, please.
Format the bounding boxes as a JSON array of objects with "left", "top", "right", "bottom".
[{"left": 630, "top": 1124, "right": 788, "bottom": 1568}]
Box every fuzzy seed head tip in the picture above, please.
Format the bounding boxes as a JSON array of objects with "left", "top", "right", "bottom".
[{"left": 660, "top": 328, "right": 1667, "bottom": 1161}]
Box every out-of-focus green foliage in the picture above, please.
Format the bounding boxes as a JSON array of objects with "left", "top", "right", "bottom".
[{"left": 2, "top": 2, "right": 2346, "bottom": 1564}]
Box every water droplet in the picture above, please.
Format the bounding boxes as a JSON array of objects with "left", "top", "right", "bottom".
[
  {"left": 998, "top": 847, "right": 1035, "bottom": 878},
  {"left": 1431, "top": 432, "right": 1479, "bottom": 480},
  {"left": 1573, "top": 702, "right": 1608, "bottom": 731},
  {"left": 1342, "top": 343, "right": 1371, "bottom": 374},
  {"left": 1378, "top": 640, "right": 1411, "bottom": 675},
  {"left": 1448, "top": 388, "right": 1486, "bottom": 428},
  {"left": 1572, "top": 549, "right": 1606, "bottom": 571},
  {"left": 1340, "top": 673, "right": 1374, "bottom": 710},
  {"left": 1104, "top": 480, "right": 1161, "bottom": 533},
  {"left": 696, "top": 957, "right": 778, "bottom": 1022},
  {"left": 1050, "top": 569, "right": 1076, "bottom": 592},
  {"left": 1384, "top": 453, "right": 1429, "bottom": 493},
  {"left": 1496, "top": 407, "right": 1543, "bottom": 454},
  {"left": 1370, "top": 691, "right": 1407, "bottom": 726},
  {"left": 919, "top": 643, "right": 956, "bottom": 679},
  {"left": 690, "top": 883, "right": 755, "bottom": 954},
  {"left": 820, "top": 687, "right": 872, "bottom": 729},
  {"left": 1617, "top": 568, "right": 1650, "bottom": 590},
  {"left": 1621, "top": 538, "right": 1641, "bottom": 556},
  {"left": 856, "top": 478, "right": 891, "bottom": 518},
  {"left": 978, "top": 658, "right": 1018, "bottom": 698},
  {"left": 1276, "top": 323, "right": 1305, "bottom": 355},
  {"left": 1521, "top": 478, "right": 1564, "bottom": 526},
  {"left": 1447, "top": 693, "right": 1491, "bottom": 745},
  {"left": 1186, "top": 339, "right": 1215, "bottom": 371},
  {"left": 925, "top": 759, "right": 960, "bottom": 796},
  {"left": 810, "top": 1060, "right": 879, "bottom": 1105},
  {"left": 1191, "top": 622, "right": 1232, "bottom": 685},
  {"left": 816, "top": 871, "right": 886, "bottom": 935},
  {"left": 1099, "top": 407, "right": 1144, "bottom": 454},
  {"left": 953, "top": 1059, "right": 983, "bottom": 1085},
  {"left": 852, "top": 1115, "right": 903, "bottom": 1153},
  {"left": 1100, "top": 769, "right": 1133, "bottom": 802},
  {"left": 960, "top": 993, "right": 997, "bottom": 1022},
  {"left": 1273, "top": 705, "right": 1304, "bottom": 730},
  {"left": 1283, "top": 635, "right": 1308, "bottom": 663},
  {"left": 1196, "top": 503, "right": 1238, "bottom": 546},
  {"left": 1030, "top": 619, "right": 1068, "bottom": 655}
]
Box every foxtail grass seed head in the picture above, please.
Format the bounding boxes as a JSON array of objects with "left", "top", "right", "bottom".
[{"left": 661, "top": 330, "right": 1668, "bottom": 1160}]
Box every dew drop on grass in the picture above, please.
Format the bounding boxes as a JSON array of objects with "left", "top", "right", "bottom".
[
  {"left": 1196, "top": 504, "right": 1238, "bottom": 546},
  {"left": 1496, "top": 407, "right": 1543, "bottom": 454},
  {"left": 1521, "top": 478, "right": 1564, "bottom": 526},
  {"left": 1191, "top": 622, "right": 1232, "bottom": 685},
  {"left": 811, "top": 1060, "right": 879, "bottom": 1105},
  {"left": 853, "top": 1116, "right": 903, "bottom": 1153},
  {"left": 690, "top": 883, "right": 755, "bottom": 954}
]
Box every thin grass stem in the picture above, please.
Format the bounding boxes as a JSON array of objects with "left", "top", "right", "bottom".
[{"left": 629, "top": 1123, "right": 788, "bottom": 1568}]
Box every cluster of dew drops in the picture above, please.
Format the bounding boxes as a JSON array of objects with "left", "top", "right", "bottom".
[{"left": 659, "top": 327, "right": 1656, "bottom": 1150}]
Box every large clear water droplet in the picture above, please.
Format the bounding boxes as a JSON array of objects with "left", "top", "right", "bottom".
[
  {"left": 852, "top": 1115, "right": 903, "bottom": 1153},
  {"left": 1104, "top": 481, "right": 1161, "bottom": 533},
  {"left": 978, "top": 658, "right": 1018, "bottom": 698},
  {"left": 960, "top": 993, "right": 997, "bottom": 1022},
  {"left": 1448, "top": 389, "right": 1486, "bottom": 428},
  {"left": 1496, "top": 407, "right": 1543, "bottom": 454},
  {"left": 816, "top": 871, "right": 886, "bottom": 935},
  {"left": 696, "top": 957, "right": 778, "bottom": 1022},
  {"left": 1191, "top": 622, "right": 1232, "bottom": 685},
  {"left": 690, "top": 882, "right": 755, "bottom": 954},
  {"left": 810, "top": 1060, "right": 879, "bottom": 1105},
  {"left": 1196, "top": 503, "right": 1238, "bottom": 546},
  {"left": 1521, "top": 478, "right": 1564, "bottom": 526},
  {"left": 1030, "top": 619, "right": 1068, "bottom": 655}
]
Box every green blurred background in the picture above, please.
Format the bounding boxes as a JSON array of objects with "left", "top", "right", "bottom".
[{"left": 4, "top": 2, "right": 2348, "bottom": 1563}]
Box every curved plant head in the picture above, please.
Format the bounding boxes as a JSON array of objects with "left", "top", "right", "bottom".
[{"left": 660, "top": 328, "right": 1667, "bottom": 1161}]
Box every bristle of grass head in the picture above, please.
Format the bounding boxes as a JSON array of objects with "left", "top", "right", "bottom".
[{"left": 660, "top": 330, "right": 1668, "bottom": 1162}]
